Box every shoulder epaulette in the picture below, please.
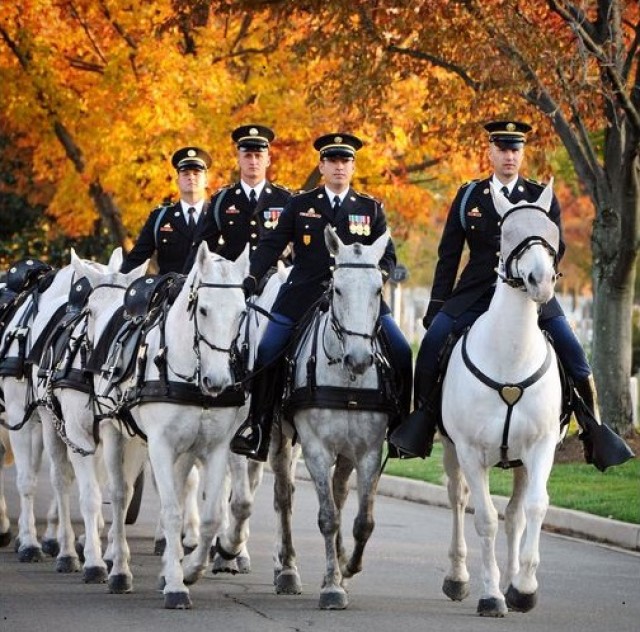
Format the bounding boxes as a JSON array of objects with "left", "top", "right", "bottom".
[
  {"left": 525, "top": 177, "right": 543, "bottom": 186},
  {"left": 270, "top": 181, "right": 291, "bottom": 193},
  {"left": 212, "top": 184, "right": 233, "bottom": 197},
  {"left": 461, "top": 178, "right": 480, "bottom": 190},
  {"left": 352, "top": 189, "right": 381, "bottom": 204}
]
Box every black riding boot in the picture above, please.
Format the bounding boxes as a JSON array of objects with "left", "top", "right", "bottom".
[
  {"left": 389, "top": 368, "right": 440, "bottom": 458},
  {"left": 572, "top": 376, "right": 634, "bottom": 472},
  {"left": 386, "top": 357, "right": 413, "bottom": 459},
  {"left": 230, "top": 364, "right": 277, "bottom": 462}
]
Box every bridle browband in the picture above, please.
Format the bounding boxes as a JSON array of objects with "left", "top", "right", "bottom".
[{"left": 498, "top": 205, "right": 559, "bottom": 289}]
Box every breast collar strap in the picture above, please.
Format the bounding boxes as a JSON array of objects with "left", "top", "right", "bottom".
[{"left": 461, "top": 330, "right": 553, "bottom": 467}]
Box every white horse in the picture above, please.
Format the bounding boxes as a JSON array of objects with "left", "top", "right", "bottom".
[
  {"left": 0, "top": 258, "right": 92, "bottom": 563},
  {"left": 440, "top": 181, "right": 562, "bottom": 617},
  {"left": 211, "top": 262, "right": 294, "bottom": 576},
  {"left": 125, "top": 242, "right": 249, "bottom": 609},
  {"left": 272, "top": 225, "right": 391, "bottom": 610},
  {"left": 40, "top": 249, "right": 149, "bottom": 588}
]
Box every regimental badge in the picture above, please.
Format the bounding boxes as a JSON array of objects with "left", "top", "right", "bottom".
[
  {"left": 303, "top": 234, "right": 311, "bottom": 245},
  {"left": 226, "top": 205, "right": 240, "bottom": 214},
  {"left": 467, "top": 207, "right": 482, "bottom": 217},
  {"left": 349, "top": 214, "right": 370, "bottom": 236},
  {"left": 263, "top": 208, "right": 283, "bottom": 229},
  {"left": 159, "top": 223, "right": 174, "bottom": 232}
]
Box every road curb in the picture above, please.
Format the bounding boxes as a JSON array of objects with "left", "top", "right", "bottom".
[{"left": 293, "top": 462, "right": 640, "bottom": 552}]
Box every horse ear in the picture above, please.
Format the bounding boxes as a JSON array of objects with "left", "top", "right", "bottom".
[
  {"left": 196, "top": 241, "right": 210, "bottom": 269},
  {"left": 235, "top": 244, "right": 250, "bottom": 276},
  {"left": 537, "top": 177, "right": 554, "bottom": 212},
  {"left": 124, "top": 260, "right": 149, "bottom": 285},
  {"left": 324, "top": 224, "right": 342, "bottom": 255},
  {"left": 371, "top": 229, "right": 390, "bottom": 262},
  {"left": 108, "top": 247, "right": 123, "bottom": 271},
  {"left": 490, "top": 182, "right": 511, "bottom": 216}
]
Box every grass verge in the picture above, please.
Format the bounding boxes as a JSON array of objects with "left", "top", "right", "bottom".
[{"left": 383, "top": 442, "right": 639, "bottom": 524}]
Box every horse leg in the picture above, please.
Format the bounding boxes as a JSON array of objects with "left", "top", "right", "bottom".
[
  {"left": 183, "top": 448, "right": 228, "bottom": 588},
  {"left": 68, "top": 449, "right": 108, "bottom": 584},
  {"left": 5, "top": 399, "right": 46, "bottom": 561},
  {"left": 181, "top": 463, "right": 200, "bottom": 554},
  {"left": 331, "top": 455, "right": 351, "bottom": 574},
  {"left": 457, "top": 444, "right": 506, "bottom": 617},
  {"left": 271, "top": 434, "right": 302, "bottom": 595},
  {"left": 505, "top": 439, "right": 556, "bottom": 613},
  {"left": 102, "top": 424, "right": 144, "bottom": 594},
  {"left": 303, "top": 441, "right": 347, "bottom": 610},
  {"left": 40, "top": 411, "right": 81, "bottom": 573},
  {"left": 212, "top": 453, "right": 262, "bottom": 574},
  {"left": 0, "top": 428, "right": 13, "bottom": 547},
  {"left": 441, "top": 438, "right": 471, "bottom": 601},
  {"left": 147, "top": 436, "right": 191, "bottom": 609},
  {"left": 502, "top": 465, "right": 526, "bottom": 593}
]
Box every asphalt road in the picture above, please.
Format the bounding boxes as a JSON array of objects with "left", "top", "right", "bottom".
[{"left": 0, "top": 462, "right": 638, "bottom": 632}]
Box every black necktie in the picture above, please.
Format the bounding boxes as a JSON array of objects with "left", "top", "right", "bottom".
[
  {"left": 187, "top": 207, "right": 196, "bottom": 233},
  {"left": 332, "top": 195, "right": 341, "bottom": 213},
  {"left": 500, "top": 186, "right": 510, "bottom": 199},
  {"left": 248, "top": 189, "right": 257, "bottom": 212}
]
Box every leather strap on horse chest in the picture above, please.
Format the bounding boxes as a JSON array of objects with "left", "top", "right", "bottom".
[{"left": 461, "top": 330, "right": 553, "bottom": 468}]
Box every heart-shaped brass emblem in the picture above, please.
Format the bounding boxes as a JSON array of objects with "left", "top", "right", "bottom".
[{"left": 500, "top": 385, "right": 523, "bottom": 405}]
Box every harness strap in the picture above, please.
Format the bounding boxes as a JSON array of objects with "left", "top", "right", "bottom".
[{"left": 461, "top": 330, "right": 553, "bottom": 468}]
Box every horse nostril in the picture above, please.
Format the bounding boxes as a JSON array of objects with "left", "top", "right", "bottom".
[
  {"left": 344, "top": 354, "right": 352, "bottom": 368},
  {"left": 528, "top": 272, "right": 537, "bottom": 286}
]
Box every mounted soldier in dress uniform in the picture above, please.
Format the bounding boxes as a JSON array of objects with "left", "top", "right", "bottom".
[
  {"left": 391, "top": 120, "right": 630, "bottom": 468},
  {"left": 229, "top": 132, "right": 413, "bottom": 462},
  {"left": 121, "top": 146, "right": 212, "bottom": 275},
  {"left": 186, "top": 125, "right": 292, "bottom": 266}
]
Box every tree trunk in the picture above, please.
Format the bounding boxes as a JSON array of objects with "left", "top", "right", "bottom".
[{"left": 591, "top": 150, "right": 639, "bottom": 434}]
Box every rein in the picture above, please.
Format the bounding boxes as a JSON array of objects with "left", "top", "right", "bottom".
[{"left": 461, "top": 329, "right": 554, "bottom": 468}]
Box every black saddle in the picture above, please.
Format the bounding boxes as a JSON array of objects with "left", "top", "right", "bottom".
[
  {"left": 124, "top": 273, "right": 184, "bottom": 323},
  {"left": 5, "top": 258, "right": 53, "bottom": 294}
]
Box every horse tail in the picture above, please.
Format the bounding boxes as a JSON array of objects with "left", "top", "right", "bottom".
[{"left": 0, "top": 426, "right": 14, "bottom": 467}]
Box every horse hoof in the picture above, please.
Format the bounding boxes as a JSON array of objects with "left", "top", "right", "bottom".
[
  {"left": 183, "top": 569, "right": 203, "bottom": 586},
  {"left": 74, "top": 540, "right": 85, "bottom": 563},
  {"left": 164, "top": 592, "right": 192, "bottom": 609},
  {"left": 442, "top": 578, "right": 471, "bottom": 601},
  {"left": 55, "top": 555, "right": 81, "bottom": 573},
  {"left": 109, "top": 574, "right": 133, "bottom": 594},
  {"left": 0, "top": 530, "right": 12, "bottom": 548},
  {"left": 83, "top": 566, "right": 108, "bottom": 584},
  {"left": 41, "top": 538, "right": 59, "bottom": 557},
  {"left": 212, "top": 555, "right": 238, "bottom": 575},
  {"left": 154, "top": 538, "right": 166, "bottom": 556},
  {"left": 477, "top": 597, "right": 507, "bottom": 617},
  {"left": 236, "top": 554, "right": 251, "bottom": 574},
  {"left": 319, "top": 588, "right": 348, "bottom": 610},
  {"left": 18, "top": 546, "right": 44, "bottom": 563},
  {"left": 275, "top": 569, "right": 302, "bottom": 595},
  {"left": 505, "top": 584, "right": 537, "bottom": 612}
]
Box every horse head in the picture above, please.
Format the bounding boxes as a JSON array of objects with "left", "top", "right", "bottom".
[
  {"left": 70, "top": 248, "right": 148, "bottom": 344},
  {"left": 492, "top": 180, "right": 559, "bottom": 305},
  {"left": 168, "top": 241, "right": 248, "bottom": 396},
  {"left": 324, "top": 225, "right": 390, "bottom": 376}
]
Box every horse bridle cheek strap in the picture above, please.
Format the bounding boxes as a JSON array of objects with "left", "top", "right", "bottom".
[{"left": 461, "top": 331, "right": 554, "bottom": 468}]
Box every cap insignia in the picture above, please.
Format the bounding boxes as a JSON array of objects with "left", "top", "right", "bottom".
[
  {"left": 249, "top": 128, "right": 258, "bottom": 136},
  {"left": 506, "top": 123, "right": 516, "bottom": 132},
  {"left": 187, "top": 149, "right": 196, "bottom": 157},
  {"left": 334, "top": 136, "right": 343, "bottom": 143}
]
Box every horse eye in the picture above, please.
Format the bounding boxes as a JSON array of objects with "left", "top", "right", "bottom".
[
  {"left": 199, "top": 307, "right": 207, "bottom": 317},
  {"left": 334, "top": 288, "right": 342, "bottom": 296}
]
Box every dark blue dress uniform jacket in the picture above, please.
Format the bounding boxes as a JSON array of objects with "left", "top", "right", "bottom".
[
  {"left": 195, "top": 181, "right": 292, "bottom": 261},
  {"left": 250, "top": 186, "right": 396, "bottom": 321},
  {"left": 121, "top": 201, "right": 208, "bottom": 275},
  {"left": 424, "top": 175, "right": 566, "bottom": 327}
]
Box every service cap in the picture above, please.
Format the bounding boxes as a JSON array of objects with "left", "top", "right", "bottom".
[
  {"left": 171, "top": 146, "right": 212, "bottom": 171},
  {"left": 313, "top": 133, "right": 363, "bottom": 159},
  {"left": 484, "top": 120, "right": 532, "bottom": 148},
  {"left": 232, "top": 125, "right": 275, "bottom": 152}
]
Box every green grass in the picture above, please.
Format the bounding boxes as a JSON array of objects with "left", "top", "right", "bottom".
[{"left": 383, "top": 442, "right": 640, "bottom": 524}]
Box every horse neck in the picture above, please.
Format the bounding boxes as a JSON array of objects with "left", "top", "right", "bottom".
[{"left": 477, "top": 280, "right": 544, "bottom": 359}]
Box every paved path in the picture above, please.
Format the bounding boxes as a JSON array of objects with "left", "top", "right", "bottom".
[{"left": 0, "top": 463, "right": 638, "bottom": 632}]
